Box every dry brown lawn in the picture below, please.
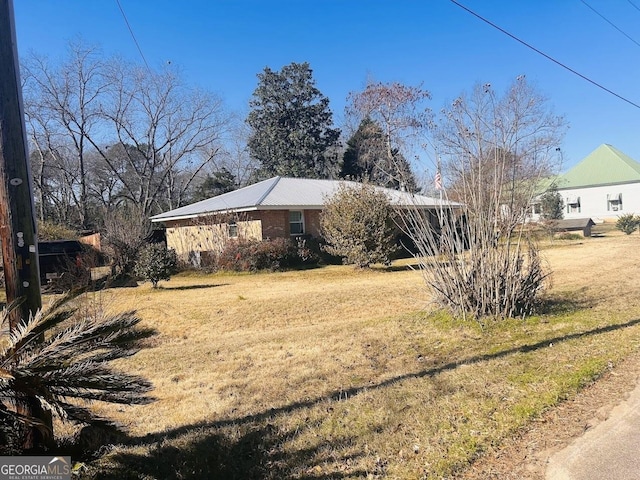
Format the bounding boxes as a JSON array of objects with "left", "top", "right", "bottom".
[{"left": 71, "top": 231, "right": 640, "bottom": 479}]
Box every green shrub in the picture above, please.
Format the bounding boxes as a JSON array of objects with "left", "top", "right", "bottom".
[
  {"left": 37, "top": 220, "right": 77, "bottom": 241},
  {"left": 134, "top": 243, "right": 178, "bottom": 288},
  {"left": 320, "top": 184, "right": 397, "bottom": 268},
  {"left": 539, "top": 183, "right": 564, "bottom": 221},
  {"left": 616, "top": 213, "right": 640, "bottom": 235}
]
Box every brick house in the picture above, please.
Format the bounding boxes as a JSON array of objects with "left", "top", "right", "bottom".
[{"left": 151, "top": 176, "right": 459, "bottom": 262}]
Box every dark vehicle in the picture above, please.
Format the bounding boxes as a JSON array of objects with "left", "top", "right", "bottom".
[{"left": 38, "top": 240, "right": 88, "bottom": 285}]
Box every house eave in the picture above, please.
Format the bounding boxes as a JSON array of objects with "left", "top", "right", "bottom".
[
  {"left": 557, "top": 179, "right": 640, "bottom": 190},
  {"left": 151, "top": 206, "right": 260, "bottom": 223},
  {"left": 152, "top": 200, "right": 455, "bottom": 223}
]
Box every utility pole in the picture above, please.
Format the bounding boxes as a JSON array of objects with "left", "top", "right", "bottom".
[
  {"left": 0, "top": 0, "right": 41, "bottom": 325},
  {"left": 0, "top": 0, "right": 48, "bottom": 450}
]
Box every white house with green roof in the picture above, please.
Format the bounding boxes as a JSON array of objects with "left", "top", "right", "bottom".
[{"left": 533, "top": 144, "right": 640, "bottom": 222}]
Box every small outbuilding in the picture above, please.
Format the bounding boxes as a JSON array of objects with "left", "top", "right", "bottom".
[{"left": 552, "top": 218, "right": 596, "bottom": 237}]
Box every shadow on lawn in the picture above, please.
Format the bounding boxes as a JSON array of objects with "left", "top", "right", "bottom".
[
  {"left": 86, "top": 422, "right": 370, "bottom": 480},
  {"left": 539, "top": 288, "right": 600, "bottom": 315},
  {"left": 82, "top": 316, "right": 640, "bottom": 479},
  {"left": 158, "top": 283, "right": 229, "bottom": 291}
]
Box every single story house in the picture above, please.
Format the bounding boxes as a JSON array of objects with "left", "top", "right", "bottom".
[
  {"left": 531, "top": 144, "right": 640, "bottom": 222},
  {"left": 150, "top": 176, "right": 460, "bottom": 262}
]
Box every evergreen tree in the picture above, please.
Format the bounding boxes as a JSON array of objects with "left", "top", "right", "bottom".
[
  {"left": 340, "top": 118, "right": 417, "bottom": 191},
  {"left": 191, "top": 168, "right": 236, "bottom": 202},
  {"left": 246, "top": 62, "right": 340, "bottom": 179},
  {"left": 540, "top": 183, "right": 564, "bottom": 220}
]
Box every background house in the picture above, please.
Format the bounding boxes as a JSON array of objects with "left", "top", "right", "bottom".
[
  {"left": 532, "top": 144, "right": 640, "bottom": 223},
  {"left": 151, "top": 176, "right": 459, "bottom": 262}
]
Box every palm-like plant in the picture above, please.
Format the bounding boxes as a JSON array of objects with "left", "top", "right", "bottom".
[{"left": 0, "top": 293, "right": 155, "bottom": 451}]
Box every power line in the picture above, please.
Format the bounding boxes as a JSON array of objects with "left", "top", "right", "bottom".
[
  {"left": 627, "top": 0, "right": 640, "bottom": 14},
  {"left": 115, "top": 0, "right": 151, "bottom": 72},
  {"left": 449, "top": 0, "right": 640, "bottom": 110},
  {"left": 580, "top": 0, "right": 640, "bottom": 49}
]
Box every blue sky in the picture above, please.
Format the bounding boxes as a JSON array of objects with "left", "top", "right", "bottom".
[{"left": 13, "top": 0, "right": 640, "bottom": 172}]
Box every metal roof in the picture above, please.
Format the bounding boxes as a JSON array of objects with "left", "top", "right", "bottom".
[
  {"left": 558, "top": 144, "right": 640, "bottom": 189},
  {"left": 554, "top": 218, "right": 595, "bottom": 229},
  {"left": 151, "top": 177, "right": 458, "bottom": 222}
]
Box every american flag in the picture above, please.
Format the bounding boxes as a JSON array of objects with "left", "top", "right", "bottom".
[{"left": 434, "top": 171, "right": 442, "bottom": 190}]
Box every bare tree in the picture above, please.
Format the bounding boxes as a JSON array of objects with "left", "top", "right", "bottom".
[
  {"left": 401, "top": 76, "right": 567, "bottom": 320},
  {"left": 217, "top": 118, "right": 259, "bottom": 187},
  {"left": 346, "top": 81, "right": 431, "bottom": 190},
  {"left": 22, "top": 42, "right": 108, "bottom": 229},
  {"left": 22, "top": 41, "right": 232, "bottom": 228},
  {"left": 93, "top": 61, "right": 231, "bottom": 215},
  {"left": 102, "top": 205, "right": 152, "bottom": 278}
]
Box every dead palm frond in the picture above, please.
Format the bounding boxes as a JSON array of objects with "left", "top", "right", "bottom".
[{"left": 0, "top": 292, "right": 155, "bottom": 446}]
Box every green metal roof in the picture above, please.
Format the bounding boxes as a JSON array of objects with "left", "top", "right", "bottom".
[{"left": 557, "top": 144, "right": 640, "bottom": 189}]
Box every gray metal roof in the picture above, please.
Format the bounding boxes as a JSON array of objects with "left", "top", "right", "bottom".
[
  {"left": 554, "top": 218, "right": 595, "bottom": 230},
  {"left": 151, "top": 176, "right": 459, "bottom": 222}
]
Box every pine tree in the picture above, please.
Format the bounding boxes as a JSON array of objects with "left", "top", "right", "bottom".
[
  {"left": 246, "top": 62, "right": 340, "bottom": 179},
  {"left": 340, "top": 118, "right": 417, "bottom": 191}
]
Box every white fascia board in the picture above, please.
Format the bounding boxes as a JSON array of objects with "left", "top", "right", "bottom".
[{"left": 151, "top": 206, "right": 259, "bottom": 223}]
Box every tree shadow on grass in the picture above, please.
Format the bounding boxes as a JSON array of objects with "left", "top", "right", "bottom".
[
  {"left": 377, "top": 262, "right": 421, "bottom": 272},
  {"left": 86, "top": 421, "right": 371, "bottom": 480},
  {"left": 158, "top": 283, "right": 229, "bottom": 291},
  {"left": 81, "top": 316, "right": 640, "bottom": 479}
]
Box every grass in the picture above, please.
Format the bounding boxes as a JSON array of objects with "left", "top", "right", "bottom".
[{"left": 61, "top": 231, "right": 640, "bottom": 479}]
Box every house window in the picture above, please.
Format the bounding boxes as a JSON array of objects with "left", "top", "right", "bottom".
[
  {"left": 607, "top": 193, "right": 622, "bottom": 212},
  {"left": 566, "top": 196, "right": 581, "bottom": 214},
  {"left": 289, "top": 211, "right": 304, "bottom": 235},
  {"left": 228, "top": 222, "right": 238, "bottom": 238}
]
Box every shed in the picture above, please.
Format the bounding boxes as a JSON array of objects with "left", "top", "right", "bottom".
[{"left": 553, "top": 218, "right": 596, "bottom": 237}]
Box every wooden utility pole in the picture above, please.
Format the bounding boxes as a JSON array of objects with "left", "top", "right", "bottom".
[
  {"left": 0, "top": 0, "right": 42, "bottom": 324},
  {"left": 0, "top": 0, "right": 48, "bottom": 450}
]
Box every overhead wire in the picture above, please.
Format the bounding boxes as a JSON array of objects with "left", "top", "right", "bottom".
[
  {"left": 115, "top": 0, "right": 151, "bottom": 72},
  {"left": 580, "top": 0, "right": 640, "bottom": 49},
  {"left": 626, "top": 0, "right": 640, "bottom": 14},
  {"left": 448, "top": 0, "right": 640, "bottom": 110}
]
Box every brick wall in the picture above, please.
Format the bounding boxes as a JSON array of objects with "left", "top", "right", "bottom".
[
  {"left": 304, "top": 210, "right": 322, "bottom": 237},
  {"left": 164, "top": 208, "right": 325, "bottom": 260},
  {"left": 165, "top": 216, "right": 262, "bottom": 260},
  {"left": 260, "top": 210, "right": 288, "bottom": 239}
]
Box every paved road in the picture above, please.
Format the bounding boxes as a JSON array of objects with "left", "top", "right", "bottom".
[{"left": 546, "top": 378, "right": 640, "bottom": 479}]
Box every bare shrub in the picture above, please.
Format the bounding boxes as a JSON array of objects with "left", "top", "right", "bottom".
[
  {"left": 102, "top": 206, "right": 151, "bottom": 278},
  {"left": 42, "top": 246, "right": 102, "bottom": 293},
  {"left": 213, "top": 238, "right": 316, "bottom": 272},
  {"left": 401, "top": 77, "right": 565, "bottom": 321}
]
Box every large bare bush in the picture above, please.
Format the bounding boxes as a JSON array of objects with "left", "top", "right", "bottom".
[
  {"left": 402, "top": 77, "right": 566, "bottom": 320},
  {"left": 102, "top": 207, "right": 151, "bottom": 278}
]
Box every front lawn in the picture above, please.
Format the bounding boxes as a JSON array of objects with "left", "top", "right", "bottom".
[{"left": 74, "top": 233, "right": 640, "bottom": 479}]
